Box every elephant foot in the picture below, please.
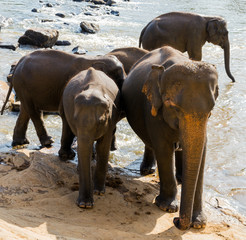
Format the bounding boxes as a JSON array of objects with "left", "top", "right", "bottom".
[
  {"left": 12, "top": 138, "right": 29, "bottom": 147},
  {"left": 94, "top": 189, "right": 105, "bottom": 196},
  {"left": 155, "top": 195, "right": 178, "bottom": 213},
  {"left": 58, "top": 148, "right": 76, "bottom": 161},
  {"left": 176, "top": 173, "right": 182, "bottom": 185},
  {"left": 77, "top": 197, "right": 94, "bottom": 209},
  {"left": 192, "top": 211, "right": 207, "bottom": 229},
  {"left": 173, "top": 217, "right": 191, "bottom": 230},
  {"left": 40, "top": 136, "right": 54, "bottom": 148},
  {"left": 140, "top": 161, "right": 155, "bottom": 175}
]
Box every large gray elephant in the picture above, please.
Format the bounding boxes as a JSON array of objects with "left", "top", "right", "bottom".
[
  {"left": 106, "top": 47, "right": 149, "bottom": 74},
  {"left": 139, "top": 12, "right": 235, "bottom": 82},
  {"left": 122, "top": 46, "right": 219, "bottom": 230},
  {"left": 1, "top": 49, "right": 125, "bottom": 148},
  {"left": 59, "top": 68, "right": 122, "bottom": 208}
]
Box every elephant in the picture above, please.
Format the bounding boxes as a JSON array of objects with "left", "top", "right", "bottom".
[
  {"left": 122, "top": 46, "right": 219, "bottom": 230},
  {"left": 106, "top": 47, "right": 149, "bottom": 74},
  {"left": 59, "top": 67, "right": 122, "bottom": 208},
  {"left": 139, "top": 12, "right": 235, "bottom": 82},
  {"left": 1, "top": 49, "right": 125, "bottom": 148}
]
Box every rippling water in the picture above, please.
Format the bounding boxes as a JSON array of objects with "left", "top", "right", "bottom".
[{"left": 0, "top": 0, "right": 246, "bottom": 217}]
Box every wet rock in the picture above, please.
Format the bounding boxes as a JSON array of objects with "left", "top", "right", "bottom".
[
  {"left": 72, "top": 46, "right": 87, "bottom": 55},
  {"left": 88, "top": 5, "right": 100, "bottom": 9},
  {"left": 46, "top": 3, "right": 53, "bottom": 7},
  {"left": 31, "top": 8, "right": 40, "bottom": 13},
  {"left": 84, "top": 12, "right": 93, "bottom": 16},
  {"left": 110, "top": 10, "right": 119, "bottom": 16},
  {"left": 106, "top": 0, "right": 116, "bottom": 6},
  {"left": 18, "top": 29, "right": 59, "bottom": 48},
  {"left": 55, "top": 40, "right": 71, "bottom": 46},
  {"left": 0, "top": 80, "right": 15, "bottom": 112},
  {"left": 91, "top": 0, "right": 105, "bottom": 5},
  {"left": 55, "top": 13, "right": 65, "bottom": 18},
  {"left": 41, "top": 19, "right": 54, "bottom": 23},
  {"left": 0, "top": 42, "right": 18, "bottom": 51},
  {"left": 80, "top": 21, "right": 99, "bottom": 34}
]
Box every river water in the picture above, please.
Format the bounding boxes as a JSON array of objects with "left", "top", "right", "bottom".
[{"left": 0, "top": 0, "right": 245, "bottom": 218}]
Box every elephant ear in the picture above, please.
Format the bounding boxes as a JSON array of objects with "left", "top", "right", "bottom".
[
  {"left": 142, "top": 64, "right": 164, "bottom": 117},
  {"left": 207, "top": 19, "right": 227, "bottom": 39}
]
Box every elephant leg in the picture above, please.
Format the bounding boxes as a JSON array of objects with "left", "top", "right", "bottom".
[
  {"left": 28, "top": 108, "right": 53, "bottom": 147},
  {"left": 94, "top": 131, "right": 112, "bottom": 195},
  {"left": 77, "top": 135, "right": 94, "bottom": 208},
  {"left": 175, "top": 149, "right": 182, "bottom": 184},
  {"left": 58, "top": 112, "right": 75, "bottom": 161},
  {"left": 187, "top": 44, "right": 202, "bottom": 61},
  {"left": 154, "top": 142, "right": 178, "bottom": 213},
  {"left": 110, "top": 127, "right": 117, "bottom": 151},
  {"left": 191, "top": 142, "right": 207, "bottom": 229},
  {"left": 140, "top": 145, "right": 156, "bottom": 175},
  {"left": 12, "top": 105, "right": 30, "bottom": 146}
]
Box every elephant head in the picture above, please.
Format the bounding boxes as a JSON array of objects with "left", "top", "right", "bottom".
[
  {"left": 142, "top": 62, "right": 218, "bottom": 229},
  {"left": 207, "top": 19, "right": 235, "bottom": 82}
]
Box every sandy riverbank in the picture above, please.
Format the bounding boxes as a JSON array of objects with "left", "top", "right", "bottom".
[{"left": 0, "top": 148, "right": 245, "bottom": 240}]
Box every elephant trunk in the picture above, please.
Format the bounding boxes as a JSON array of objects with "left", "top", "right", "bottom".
[
  {"left": 223, "top": 38, "right": 235, "bottom": 82},
  {"left": 174, "top": 114, "right": 207, "bottom": 230}
]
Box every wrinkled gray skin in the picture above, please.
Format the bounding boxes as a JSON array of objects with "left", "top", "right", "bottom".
[
  {"left": 59, "top": 68, "right": 122, "bottom": 208},
  {"left": 139, "top": 12, "right": 235, "bottom": 82},
  {"left": 107, "top": 47, "right": 149, "bottom": 74},
  {"left": 2, "top": 49, "right": 125, "bottom": 148},
  {"left": 122, "top": 46, "right": 219, "bottom": 230}
]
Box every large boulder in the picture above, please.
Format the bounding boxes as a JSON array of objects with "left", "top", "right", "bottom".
[
  {"left": 0, "top": 81, "right": 14, "bottom": 112},
  {"left": 18, "top": 29, "right": 59, "bottom": 48}
]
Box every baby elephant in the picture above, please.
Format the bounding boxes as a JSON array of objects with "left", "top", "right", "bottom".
[{"left": 59, "top": 67, "right": 122, "bottom": 208}]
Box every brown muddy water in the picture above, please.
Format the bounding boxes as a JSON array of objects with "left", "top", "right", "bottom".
[{"left": 0, "top": 0, "right": 245, "bottom": 218}]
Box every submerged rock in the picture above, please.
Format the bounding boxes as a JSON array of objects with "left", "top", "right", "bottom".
[{"left": 18, "top": 29, "right": 59, "bottom": 48}]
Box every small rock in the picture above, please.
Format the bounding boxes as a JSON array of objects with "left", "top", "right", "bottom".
[
  {"left": 110, "top": 10, "right": 119, "bottom": 16},
  {"left": 84, "top": 12, "right": 93, "bottom": 16},
  {"left": 55, "top": 40, "right": 71, "bottom": 46},
  {"left": 91, "top": 0, "right": 105, "bottom": 5},
  {"left": 46, "top": 3, "right": 53, "bottom": 7},
  {"left": 41, "top": 19, "right": 53, "bottom": 23},
  {"left": 106, "top": 0, "right": 116, "bottom": 6},
  {"left": 0, "top": 42, "right": 17, "bottom": 51},
  {"left": 55, "top": 13, "right": 65, "bottom": 18},
  {"left": 72, "top": 46, "right": 87, "bottom": 55},
  {"left": 80, "top": 21, "right": 99, "bottom": 34},
  {"left": 31, "top": 8, "right": 40, "bottom": 13}
]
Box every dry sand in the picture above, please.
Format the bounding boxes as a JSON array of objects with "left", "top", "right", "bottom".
[{"left": 0, "top": 148, "right": 245, "bottom": 240}]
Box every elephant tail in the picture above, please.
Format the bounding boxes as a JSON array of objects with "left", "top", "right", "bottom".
[
  {"left": 139, "top": 25, "right": 146, "bottom": 48},
  {"left": 1, "top": 81, "right": 13, "bottom": 115},
  {"left": 139, "top": 22, "right": 151, "bottom": 48}
]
